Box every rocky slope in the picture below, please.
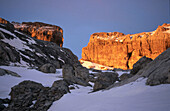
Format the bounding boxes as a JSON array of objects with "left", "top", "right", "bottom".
[
  {"left": 0, "top": 17, "right": 91, "bottom": 85},
  {"left": 81, "top": 24, "right": 170, "bottom": 70},
  {"left": 12, "top": 20, "right": 63, "bottom": 47},
  {"left": 0, "top": 18, "right": 75, "bottom": 68}
]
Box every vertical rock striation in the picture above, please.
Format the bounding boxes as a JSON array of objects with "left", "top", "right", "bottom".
[{"left": 81, "top": 24, "right": 170, "bottom": 70}]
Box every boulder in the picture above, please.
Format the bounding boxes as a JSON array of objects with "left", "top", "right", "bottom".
[
  {"left": 62, "top": 64, "right": 91, "bottom": 86},
  {"left": 130, "top": 56, "right": 153, "bottom": 75},
  {"left": 93, "top": 72, "right": 119, "bottom": 91},
  {"left": 52, "top": 80, "right": 70, "bottom": 93},
  {"left": 74, "top": 65, "right": 89, "bottom": 82},
  {"left": 145, "top": 48, "right": 170, "bottom": 85},
  {"left": 4, "top": 80, "right": 69, "bottom": 111},
  {"left": 39, "top": 63, "right": 56, "bottom": 73},
  {"left": 62, "top": 64, "right": 74, "bottom": 81}
]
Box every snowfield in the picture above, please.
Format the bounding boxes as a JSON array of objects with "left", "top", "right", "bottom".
[
  {"left": 0, "top": 66, "right": 170, "bottom": 111},
  {"left": 0, "top": 66, "right": 62, "bottom": 98},
  {"left": 49, "top": 78, "right": 170, "bottom": 111}
]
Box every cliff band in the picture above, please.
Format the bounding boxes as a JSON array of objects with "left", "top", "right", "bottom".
[{"left": 81, "top": 24, "right": 170, "bottom": 70}]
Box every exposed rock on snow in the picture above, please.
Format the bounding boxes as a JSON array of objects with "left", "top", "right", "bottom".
[
  {"left": 130, "top": 56, "right": 153, "bottom": 75},
  {"left": 39, "top": 63, "right": 56, "bottom": 73},
  {"left": 52, "top": 80, "right": 70, "bottom": 93},
  {"left": 93, "top": 72, "right": 119, "bottom": 91},
  {"left": 0, "top": 68, "right": 20, "bottom": 77},
  {"left": 146, "top": 48, "right": 170, "bottom": 85},
  {"left": 4, "top": 80, "right": 69, "bottom": 111},
  {"left": 62, "top": 64, "right": 91, "bottom": 86}
]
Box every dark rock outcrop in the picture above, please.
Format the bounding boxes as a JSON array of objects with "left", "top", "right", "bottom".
[
  {"left": 93, "top": 72, "right": 119, "bottom": 91},
  {"left": 62, "top": 64, "right": 90, "bottom": 86},
  {"left": 81, "top": 24, "right": 170, "bottom": 70},
  {"left": 0, "top": 68, "right": 21, "bottom": 77},
  {"left": 0, "top": 98, "right": 10, "bottom": 111},
  {"left": 130, "top": 56, "right": 153, "bottom": 75},
  {"left": 4, "top": 80, "right": 70, "bottom": 111},
  {"left": 39, "top": 63, "right": 56, "bottom": 73},
  {"left": 12, "top": 21, "right": 64, "bottom": 47}
]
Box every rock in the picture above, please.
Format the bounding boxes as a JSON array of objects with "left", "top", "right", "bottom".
[
  {"left": 62, "top": 64, "right": 74, "bottom": 81},
  {"left": 13, "top": 21, "right": 63, "bottom": 47},
  {"left": 74, "top": 65, "right": 89, "bottom": 82},
  {"left": 0, "top": 18, "right": 15, "bottom": 32},
  {"left": 39, "top": 63, "right": 56, "bottom": 73},
  {"left": 0, "top": 98, "right": 10, "bottom": 111},
  {"left": 52, "top": 80, "right": 70, "bottom": 93},
  {"left": 0, "top": 18, "right": 80, "bottom": 69},
  {"left": 107, "top": 48, "right": 170, "bottom": 89},
  {"left": 5, "top": 80, "right": 69, "bottom": 111},
  {"left": 119, "top": 73, "right": 132, "bottom": 81},
  {"left": 62, "top": 64, "right": 91, "bottom": 86},
  {"left": 89, "top": 75, "right": 96, "bottom": 82},
  {"left": 0, "top": 68, "right": 21, "bottom": 77},
  {"left": 145, "top": 48, "right": 170, "bottom": 86},
  {"left": 0, "top": 68, "right": 6, "bottom": 76},
  {"left": 93, "top": 72, "right": 119, "bottom": 91},
  {"left": 130, "top": 56, "right": 153, "bottom": 75},
  {"left": 0, "top": 104, "right": 5, "bottom": 111},
  {"left": 81, "top": 24, "right": 170, "bottom": 70}
]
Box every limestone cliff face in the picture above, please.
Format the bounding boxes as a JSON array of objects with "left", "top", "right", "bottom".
[
  {"left": 13, "top": 22, "right": 63, "bottom": 47},
  {"left": 81, "top": 24, "right": 170, "bottom": 70}
]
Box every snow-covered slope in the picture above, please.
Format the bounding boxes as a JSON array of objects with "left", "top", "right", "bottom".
[
  {"left": 0, "top": 66, "right": 62, "bottom": 98},
  {"left": 1, "top": 66, "right": 170, "bottom": 111},
  {"left": 49, "top": 78, "right": 170, "bottom": 111}
]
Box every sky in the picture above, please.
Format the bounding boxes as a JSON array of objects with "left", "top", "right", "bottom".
[{"left": 0, "top": 0, "right": 169, "bottom": 59}]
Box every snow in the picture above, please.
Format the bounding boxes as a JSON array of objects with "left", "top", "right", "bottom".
[
  {"left": 0, "top": 66, "right": 170, "bottom": 111},
  {"left": 48, "top": 78, "right": 170, "bottom": 111},
  {"left": 50, "top": 55, "right": 55, "bottom": 59},
  {"left": 60, "top": 49, "right": 64, "bottom": 53},
  {"left": 0, "top": 27, "right": 16, "bottom": 37},
  {"left": 14, "top": 30, "right": 25, "bottom": 36},
  {"left": 2, "top": 37, "right": 32, "bottom": 51},
  {"left": 0, "top": 66, "right": 62, "bottom": 98},
  {"left": 58, "top": 57, "right": 65, "bottom": 63},
  {"left": 1, "top": 29, "right": 36, "bottom": 51},
  {"left": 80, "top": 60, "right": 113, "bottom": 70},
  {"left": 10, "top": 57, "right": 30, "bottom": 67}
]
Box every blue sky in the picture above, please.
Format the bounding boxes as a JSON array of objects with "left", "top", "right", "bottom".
[{"left": 0, "top": 0, "right": 169, "bottom": 59}]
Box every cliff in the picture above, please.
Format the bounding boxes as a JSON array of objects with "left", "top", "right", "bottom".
[
  {"left": 81, "top": 24, "right": 170, "bottom": 70},
  {"left": 12, "top": 21, "right": 63, "bottom": 47}
]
